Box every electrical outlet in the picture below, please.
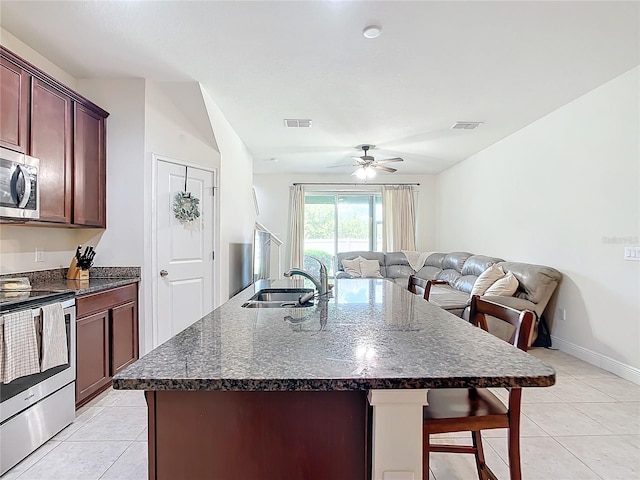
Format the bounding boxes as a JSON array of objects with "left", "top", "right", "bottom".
[
  {"left": 35, "top": 248, "right": 44, "bottom": 263},
  {"left": 556, "top": 307, "right": 566, "bottom": 321}
]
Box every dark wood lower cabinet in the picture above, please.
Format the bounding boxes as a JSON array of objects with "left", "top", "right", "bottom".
[
  {"left": 76, "top": 311, "right": 110, "bottom": 403},
  {"left": 111, "top": 300, "right": 138, "bottom": 375},
  {"left": 76, "top": 283, "right": 139, "bottom": 408},
  {"left": 146, "top": 390, "right": 370, "bottom": 480}
]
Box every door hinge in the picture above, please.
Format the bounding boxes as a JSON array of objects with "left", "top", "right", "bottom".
[{"left": 212, "top": 251, "right": 215, "bottom": 260}]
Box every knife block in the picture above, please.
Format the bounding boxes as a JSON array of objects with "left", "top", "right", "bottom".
[{"left": 66, "top": 257, "right": 90, "bottom": 280}]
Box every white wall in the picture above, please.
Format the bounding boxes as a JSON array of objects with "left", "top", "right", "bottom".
[
  {"left": 252, "top": 173, "right": 438, "bottom": 272},
  {"left": 201, "top": 86, "right": 255, "bottom": 303},
  {"left": 142, "top": 81, "right": 223, "bottom": 351},
  {"left": 436, "top": 67, "right": 640, "bottom": 380},
  {"left": 0, "top": 28, "right": 76, "bottom": 89}
]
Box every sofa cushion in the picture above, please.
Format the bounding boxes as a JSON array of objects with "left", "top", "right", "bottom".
[
  {"left": 428, "top": 285, "right": 470, "bottom": 310},
  {"left": 385, "top": 251, "right": 410, "bottom": 267},
  {"left": 360, "top": 258, "right": 383, "bottom": 278},
  {"left": 386, "top": 264, "right": 414, "bottom": 280},
  {"left": 484, "top": 271, "right": 519, "bottom": 296},
  {"left": 342, "top": 257, "right": 362, "bottom": 277},
  {"left": 442, "top": 252, "right": 473, "bottom": 272},
  {"left": 336, "top": 251, "right": 387, "bottom": 277},
  {"left": 461, "top": 255, "right": 504, "bottom": 276},
  {"left": 425, "top": 252, "right": 446, "bottom": 269},
  {"left": 497, "top": 262, "right": 562, "bottom": 304},
  {"left": 437, "top": 252, "right": 472, "bottom": 285},
  {"left": 470, "top": 264, "right": 505, "bottom": 296},
  {"left": 438, "top": 269, "right": 462, "bottom": 285},
  {"left": 453, "top": 275, "right": 478, "bottom": 294}
]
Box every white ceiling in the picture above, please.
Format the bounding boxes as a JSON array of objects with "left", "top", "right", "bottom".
[{"left": 1, "top": 1, "right": 638, "bottom": 175}]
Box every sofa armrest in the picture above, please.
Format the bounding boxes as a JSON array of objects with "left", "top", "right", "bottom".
[{"left": 425, "top": 280, "right": 449, "bottom": 300}]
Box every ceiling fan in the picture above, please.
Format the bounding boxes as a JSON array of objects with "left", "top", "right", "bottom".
[{"left": 329, "top": 145, "right": 404, "bottom": 179}]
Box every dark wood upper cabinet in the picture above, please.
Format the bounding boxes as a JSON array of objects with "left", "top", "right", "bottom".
[
  {"left": 30, "top": 78, "right": 73, "bottom": 223},
  {"left": 0, "top": 46, "right": 109, "bottom": 227},
  {"left": 73, "top": 103, "right": 106, "bottom": 227},
  {"left": 0, "top": 57, "right": 30, "bottom": 153}
]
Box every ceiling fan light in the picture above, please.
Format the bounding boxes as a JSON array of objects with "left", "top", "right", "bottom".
[
  {"left": 355, "top": 167, "right": 367, "bottom": 179},
  {"left": 365, "top": 167, "right": 376, "bottom": 179}
]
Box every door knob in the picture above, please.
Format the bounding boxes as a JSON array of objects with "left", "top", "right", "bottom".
[{"left": 160, "top": 270, "right": 168, "bottom": 277}]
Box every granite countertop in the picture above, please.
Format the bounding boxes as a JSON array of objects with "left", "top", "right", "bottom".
[
  {"left": 113, "top": 278, "right": 555, "bottom": 392},
  {"left": 3, "top": 266, "right": 141, "bottom": 296},
  {"left": 30, "top": 276, "right": 139, "bottom": 296},
  {"left": 0, "top": 267, "right": 140, "bottom": 311}
]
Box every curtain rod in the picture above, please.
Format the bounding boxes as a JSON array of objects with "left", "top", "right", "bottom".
[{"left": 292, "top": 182, "right": 419, "bottom": 186}]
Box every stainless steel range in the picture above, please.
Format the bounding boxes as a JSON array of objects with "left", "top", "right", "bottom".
[{"left": 0, "top": 287, "right": 76, "bottom": 475}]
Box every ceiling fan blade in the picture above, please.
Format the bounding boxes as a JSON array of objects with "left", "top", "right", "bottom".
[
  {"left": 375, "top": 157, "right": 404, "bottom": 164},
  {"left": 372, "top": 165, "right": 397, "bottom": 173},
  {"left": 327, "top": 163, "right": 358, "bottom": 168}
]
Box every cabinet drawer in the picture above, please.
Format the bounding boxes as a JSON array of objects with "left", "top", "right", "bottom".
[{"left": 76, "top": 283, "right": 137, "bottom": 319}]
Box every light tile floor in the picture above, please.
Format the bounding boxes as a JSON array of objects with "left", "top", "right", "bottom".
[{"left": 2, "top": 348, "right": 639, "bottom": 479}]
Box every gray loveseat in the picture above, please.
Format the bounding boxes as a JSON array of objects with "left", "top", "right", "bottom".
[{"left": 335, "top": 250, "right": 562, "bottom": 345}]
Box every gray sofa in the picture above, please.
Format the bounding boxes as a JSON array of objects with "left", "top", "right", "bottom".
[{"left": 335, "top": 250, "right": 562, "bottom": 345}]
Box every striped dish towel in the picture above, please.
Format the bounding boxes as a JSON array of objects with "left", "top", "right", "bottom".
[
  {"left": 0, "top": 326, "right": 4, "bottom": 383},
  {"left": 40, "top": 303, "right": 68, "bottom": 372},
  {"left": 2, "top": 309, "right": 40, "bottom": 383}
]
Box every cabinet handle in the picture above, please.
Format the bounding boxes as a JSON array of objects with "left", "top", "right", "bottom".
[{"left": 160, "top": 270, "right": 168, "bottom": 277}]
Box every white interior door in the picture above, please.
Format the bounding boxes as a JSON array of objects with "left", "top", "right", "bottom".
[{"left": 155, "top": 160, "right": 214, "bottom": 346}]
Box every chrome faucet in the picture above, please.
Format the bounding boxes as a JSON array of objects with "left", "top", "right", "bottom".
[{"left": 284, "top": 256, "right": 329, "bottom": 296}]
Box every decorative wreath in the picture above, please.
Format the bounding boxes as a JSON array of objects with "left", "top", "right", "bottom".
[{"left": 173, "top": 192, "right": 201, "bottom": 223}]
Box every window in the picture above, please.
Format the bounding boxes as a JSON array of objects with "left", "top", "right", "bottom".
[{"left": 304, "top": 193, "right": 382, "bottom": 276}]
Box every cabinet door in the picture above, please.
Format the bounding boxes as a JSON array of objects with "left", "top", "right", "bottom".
[
  {"left": 111, "top": 300, "right": 139, "bottom": 375},
  {"left": 76, "top": 310, "right": 110, "bottom": 407},
  {"left": 0, "top": 58, "right": 30, "bottom": 153},
  {"left": 73, "top": 103, "right": 106, "bottom": 227},
  {"left": 31, "top": 78, "right": 73, "bottom": 223}
]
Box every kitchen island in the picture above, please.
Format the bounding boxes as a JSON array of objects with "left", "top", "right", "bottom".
[{"left": 114, "top": 278, "right": 555, "bottom": 480}]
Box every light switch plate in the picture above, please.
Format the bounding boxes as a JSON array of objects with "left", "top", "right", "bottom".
[{"left": 624, "top": 246, "right": 640, "bottom": 261}]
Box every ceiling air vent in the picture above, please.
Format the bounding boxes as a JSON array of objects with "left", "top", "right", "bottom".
[
  {"left": 284, "top": 119, "right": 312, "bottom": 128},
  {"left": 450, "top": 122, "right": 483, "bottom": 130}
]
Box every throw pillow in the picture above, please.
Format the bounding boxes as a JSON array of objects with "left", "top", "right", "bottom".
[
  {"left": 470, "top": 264, "right": 505, "bottom": 296},
  {"left": 360, "top": 258, "right": 383, "bottom": 278},
  {"left": 484, "top": 271, "right": 519, "bottom": 296},
  {"left": 342, "top": 258, "right": 362, "bottom": 277}
]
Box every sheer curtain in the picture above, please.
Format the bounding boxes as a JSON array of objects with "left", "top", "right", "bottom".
[
  {"left": 287, "top": 185, "right": 305, "bottom": 269},
  {"left": 381, "top": 185, "right": 416, "bottom": 252}
]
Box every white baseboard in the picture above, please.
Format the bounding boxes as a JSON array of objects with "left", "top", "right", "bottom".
[{"left": 550, "top": 335, "right": 640, "bottom": 385}]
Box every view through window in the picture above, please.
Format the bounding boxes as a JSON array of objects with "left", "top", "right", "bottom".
[{"left": 304, "top": 193, "right": 382, "bottom": 277}]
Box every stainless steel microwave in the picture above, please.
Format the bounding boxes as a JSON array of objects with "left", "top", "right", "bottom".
[{"left": 0, "top": 147, "right": 40, "bottom": 220}]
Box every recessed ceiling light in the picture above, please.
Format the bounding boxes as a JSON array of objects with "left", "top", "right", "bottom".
[{"left": 363, "top": 25, "right": 382, "bottom": 39}]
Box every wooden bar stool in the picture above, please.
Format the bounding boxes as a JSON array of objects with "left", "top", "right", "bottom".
[
  {"left": 408, "top": 274, "right": 428, "bottom": 299},
  {"left": 422, "top": 295, "right": 535, "bottom": 480}
]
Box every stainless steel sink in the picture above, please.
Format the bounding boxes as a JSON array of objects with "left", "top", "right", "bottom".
[{"left": 241, "top": 288, "right": 315, "bottom": 308}]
